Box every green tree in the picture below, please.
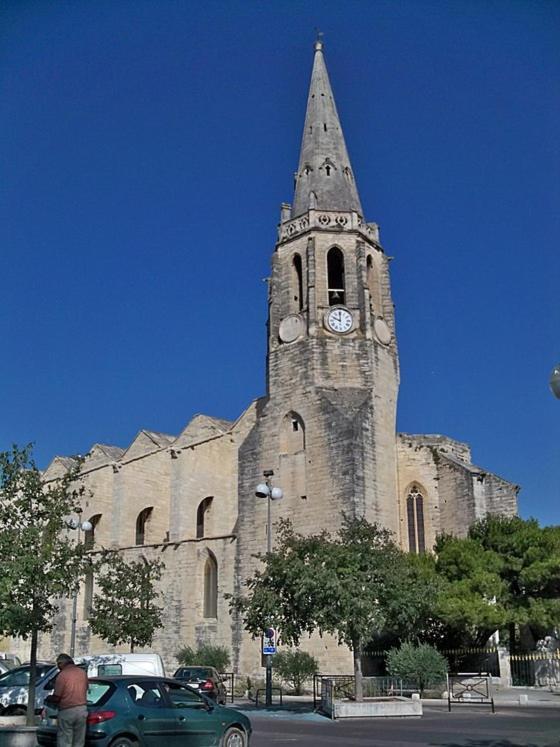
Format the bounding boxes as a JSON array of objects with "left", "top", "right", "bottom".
[
  {"left": 435, "top": 515, "right": 560, "bottom": 651},
  {"left": 273, "top": 650, "right": 318, "bottom": 695},
  {"left": 176, "top": 643, "right": 231, "bottom": 672},
  {"left": 89, "top": 553, "right": 164, "bottom": 652},
  {"left": 0, "top": 445, "right": 88, "bottom": 724},
  {"left": 386, "top": 642, "right": 448, "bottom": 695},
  {"left": 230, "top": 515, "right": 410, "bottom": 701}
]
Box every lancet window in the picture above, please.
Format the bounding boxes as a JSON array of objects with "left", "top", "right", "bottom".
[
  {"left": 406, "top": 485, "right": 426, "bottom": 554},
  {"left": 135, "top": 506, "right": 153, "bottom": 546},
  {"left": 203, "top": 552, "right": 218, "bottom": 619},
  {"left": 292, "top": 253, "right": 304, "bottom": 311},
  {"left": 196, "top": 496, "right": 213, "bottom": 539}
]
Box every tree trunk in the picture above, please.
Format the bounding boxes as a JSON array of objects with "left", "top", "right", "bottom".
[
  {"left": 508, "top": 622, "right": 516, "bottom": 656},
  {"left": 352, "top": 638, "right": 363, "bottom": 702},
  {"left": 26, "top": 625, "right": 39, "bottom": 726}
]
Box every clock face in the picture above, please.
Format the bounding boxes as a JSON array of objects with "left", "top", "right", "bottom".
[{"left": 325, "top": 306, "right": 353, "bottom": 334}]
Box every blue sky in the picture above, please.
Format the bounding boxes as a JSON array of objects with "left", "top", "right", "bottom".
[{"left": 1, "top": 0, "right": 558, "bottom": 525}]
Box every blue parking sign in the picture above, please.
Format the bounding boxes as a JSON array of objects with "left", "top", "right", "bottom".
[{"left": 262, "top": 628, "right": 277, "bottom": 655}]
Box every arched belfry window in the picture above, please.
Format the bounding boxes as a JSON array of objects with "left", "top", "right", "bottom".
[
  {"left": 327, "top": 247, "right": 345, "bottom": 305},
  {"left": 292, "top": 254, "right": 304, "bottom": 312},
  {"left": 135, "top": 507, "right": 153, "bottom": 546},
  {"left": 406, "top": 485, "right": 426, "bottom": 554},
  {"left": 84, "top": 514, "right": 102, "bottom": 551},
  {"left": 203, "top": 552, "right": 218, "bottom": 619},
  {"left": 196, "top": 497, "right": 213, "bottom": 539},
  {"left": 280, "top": 412, "right": 305, "bottom": 454}
]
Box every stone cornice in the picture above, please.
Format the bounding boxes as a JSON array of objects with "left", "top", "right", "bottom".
[{"left": 278, "top": 209, "right": 381, "bottom": 247}]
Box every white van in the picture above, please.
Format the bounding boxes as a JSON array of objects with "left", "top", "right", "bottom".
[{"left": 74, "top": 653, "right": 165, "bottom": 678}]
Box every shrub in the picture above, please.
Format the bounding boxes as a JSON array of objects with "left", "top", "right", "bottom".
[
  {"left": 386, "top": 642, "right": 448, "bottom": 695},
  {"left": 273, "top": 650, "right": 319, "bottom": 695},
  {"left": 176, "top": 643, "right": 231, "bottom": 672}
]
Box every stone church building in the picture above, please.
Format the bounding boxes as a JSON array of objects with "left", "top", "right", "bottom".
[{"left": 28, "top": 42, "right": 518, "bottom": 674}]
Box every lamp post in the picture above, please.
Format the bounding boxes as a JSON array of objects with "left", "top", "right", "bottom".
[
  {"left": 550, "top": 364, "right": 560, "bottom": 400},
  {"left": 255, "top": 469, "right": 283, "bottom": 706},
  {"left": 66, "top": 509, "right": 92, "bottom": 658}
]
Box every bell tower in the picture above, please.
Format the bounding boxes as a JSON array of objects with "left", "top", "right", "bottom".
[
  {"left": 264, "top": 39, "right": 400, "bottom": 530},
  {"left": 234, "top": 38, "right": 401, "bottom": 671}
]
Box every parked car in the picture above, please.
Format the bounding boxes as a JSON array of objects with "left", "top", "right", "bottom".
[
  {"left": 75, "top": 653, "right": 165, "bottom": 678},
  {"left": 37, "top": 675, "right": 251, "bottom": 746},
  {"left": 172, "top": 666, "right": 228, "bottom": 704},
  {"left": 0, "top": 663, "right": 57, "bottom": 715},
  {"left": 0, "top": 655, "right": 21, "bottom": 673}
]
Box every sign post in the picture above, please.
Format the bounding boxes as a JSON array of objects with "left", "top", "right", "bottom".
[{"left": 263, "top": 628, "right": 277, "bottom": 706}]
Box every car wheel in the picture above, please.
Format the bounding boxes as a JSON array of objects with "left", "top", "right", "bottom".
[
  {"left": 10, "top": 706, "right": 27, "bottom": 716},
  {"left": 109, "top": 738, "right": 137, "bottom": 747},
  {"left": 222, "top": 726, "right": 247, "bottom": 747}
]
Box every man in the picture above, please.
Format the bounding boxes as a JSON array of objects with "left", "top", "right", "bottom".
[{"left": 47, "top": 653, "right": 88, "bottom": 747}]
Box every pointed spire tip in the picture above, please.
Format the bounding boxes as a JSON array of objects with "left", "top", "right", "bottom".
[{"left": 314, "top": 31, "right": 324, "bottom": 52}]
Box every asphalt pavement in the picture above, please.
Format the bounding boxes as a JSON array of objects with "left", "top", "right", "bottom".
[{"left": 246, "top": 705, "right": 560, "bottom": 746}]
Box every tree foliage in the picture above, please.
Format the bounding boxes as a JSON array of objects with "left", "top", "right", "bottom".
[
  {"left": 435, "top": 515, "right": 560, "bottom": 650},
  {"left": 273, "top": 650, "right": 318, "bottom": 695},
  {"left": 176, "top": 643, "right": 231, "bottom": 672},
  {"left": 230, "top": 515, "right": 432, "bottom": 700},
  {"left": 386, "top": 642, "right": 448, "bottom": 695},
  {"left": 89, "top": 552, "right": 164, "bottom": 652},
  {"left": 0, "top": 445, "right": 88, "bottom": 723}
]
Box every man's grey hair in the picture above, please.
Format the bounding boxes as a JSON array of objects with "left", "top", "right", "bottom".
[{"left": 56, "top": 653, "right": 74, "bottom": 667}]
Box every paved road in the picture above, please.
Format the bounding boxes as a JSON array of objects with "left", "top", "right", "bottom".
[{"left": 247, "top": 705, "right": 560, "bottom": 746}]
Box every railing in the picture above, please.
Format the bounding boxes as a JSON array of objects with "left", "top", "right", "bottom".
[
  {"left": 448, "top": 673, "right": 495, "bottom": 712},
  {"left": 255, "top": 687, "right": 283, "bottom": 707},
  {"left": 314, "top": 674, "right": 405, "bottom": 710},
  {"left": 509, "top": 652, "right": 560, "bottom": 687},
  {"left": 219, "top": 672, "right": 235, "bottom": 703}
]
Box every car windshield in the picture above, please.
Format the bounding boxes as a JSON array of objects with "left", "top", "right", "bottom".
[
  {"left": 0, "top": 665, "right": 53, "bottom": 687},
  {"left": 174, "top": 667, "right": 213, "bottom": 680}
]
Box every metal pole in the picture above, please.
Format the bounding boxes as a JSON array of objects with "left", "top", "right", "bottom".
[
  {"left": 265, "top": 655, "right": 272, "bottom": 707},
  {"left": 266, "top": 490, "right": 272, "bottom": 554},
  {"left": 266, "top": 475, "right": 272, "bottom": 706}
]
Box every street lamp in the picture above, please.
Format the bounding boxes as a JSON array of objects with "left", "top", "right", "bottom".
[
  {"left": 255, "top": 469, "right": 284, "bottom": 553},
  {"left": 255, "top": 469, "right": 283, "bottom": 706},
  {"left": 550, "top": 364, "right": 560, "bottom": 400},
  {"left": 66, "top": 510, "right": 92, "bottom": 658}
]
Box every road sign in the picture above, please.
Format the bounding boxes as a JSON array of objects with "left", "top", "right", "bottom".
[{"left": 262, "top": 627, "right": 277, "bottom": 655}]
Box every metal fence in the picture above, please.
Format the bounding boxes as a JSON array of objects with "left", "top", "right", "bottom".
[
  {"left": 510, "top": 652, "right": 560, "bottom": 687},
  {"left": 313, "top": 674, "right": 406, "bottom": 709}
]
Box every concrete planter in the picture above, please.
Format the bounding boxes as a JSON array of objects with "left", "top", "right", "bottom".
[
  {"left": 330, "top": 696, "right": 423, "bottom": 719},
  {"left": 0, "top": 726, "right": 38, "bottom": 747}
]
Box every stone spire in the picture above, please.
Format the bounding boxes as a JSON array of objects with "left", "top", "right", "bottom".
[{"left": 292, "top": 39, "right": 363, "bottom": 219}]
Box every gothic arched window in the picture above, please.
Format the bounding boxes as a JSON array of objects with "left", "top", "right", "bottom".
[
  {"left": 135, "top": 507, "right": 153, "bottom": 546},
  {"left": 406, "top": 485, "right": 426, "bottom": 554},
  {"left": 327, "top": 247, "right": 345, "bottom": 305},
  {"left": 292, "top": 254, "right": 304, "bottom": 312},
  {"left": 203, "top": 552, "right": 218, "bottom": 619},
  {"left": 196, "top": 497, "right": 213, "bottom": 539},
  {"left": 84, "top": 514, "right": 102, "bottom": 551},
  {"left": 280, "top": 412, "right": 305, "bottom": 454}
]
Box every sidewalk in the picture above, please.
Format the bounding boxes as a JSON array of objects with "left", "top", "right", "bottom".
[{"left": 229, "top": 686, "right": 560, "bottom": 717}]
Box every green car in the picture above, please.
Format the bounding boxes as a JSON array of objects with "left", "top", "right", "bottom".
[{"left": 37, "top": 675, "right": 251, "bottom": 747}]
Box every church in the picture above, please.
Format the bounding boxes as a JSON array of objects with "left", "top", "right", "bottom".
[{"left": 32, "top": 41, "right": 518, "bottom": 674}]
